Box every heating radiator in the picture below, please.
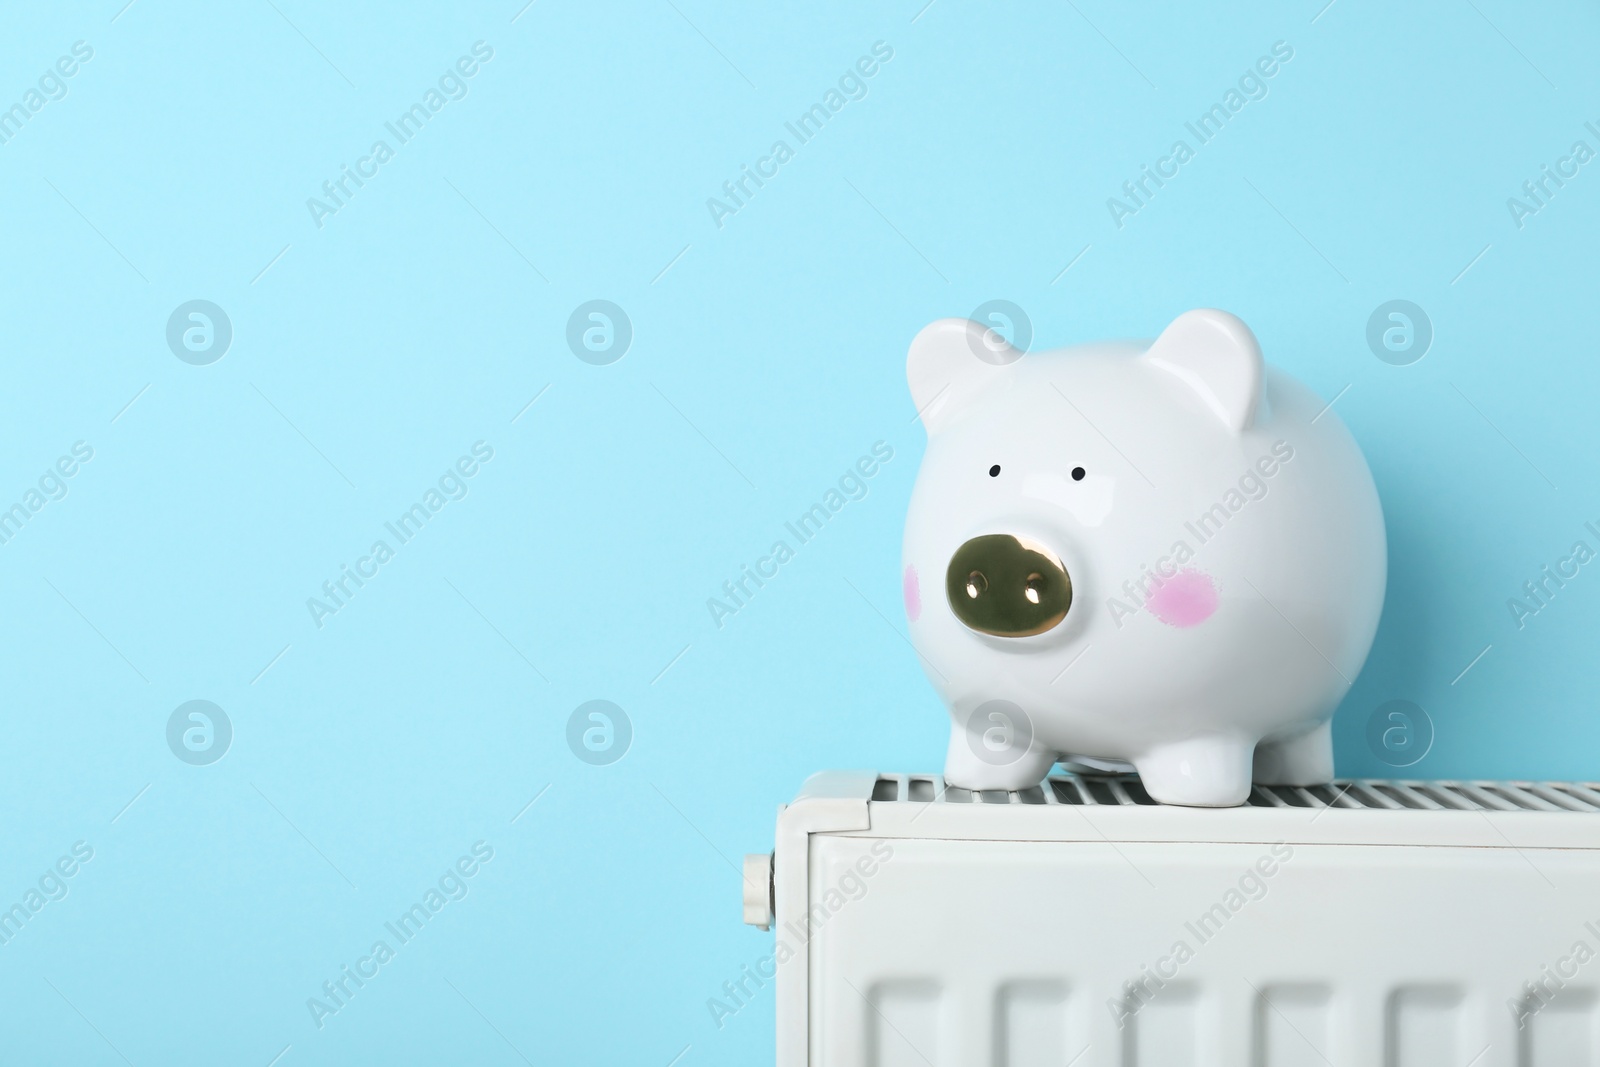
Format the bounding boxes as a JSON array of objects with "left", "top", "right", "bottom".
[{"left": 741, "top": 770, "right": 1600, "bottom": 1066}]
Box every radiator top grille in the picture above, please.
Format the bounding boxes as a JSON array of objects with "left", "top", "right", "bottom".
[{"left": 868, "top": 774, "right": 1600, "bottom": 813}]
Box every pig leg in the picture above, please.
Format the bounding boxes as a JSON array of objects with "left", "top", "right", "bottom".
[
  {"left": 943, "top": 725, "right": 1057, "bottom": 792},
  {"left": 1252, "top": 719, "right": 1334, "bottom": 786},
  {"left": 1134, "top": 734, "right": 1255, "bottom": 807}
]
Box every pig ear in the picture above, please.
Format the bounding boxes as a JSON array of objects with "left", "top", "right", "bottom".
[
  {"left": 907, "top": 319, "right": 1017, "bottom": 434},
  {"left": 1142, "top": 309, "right": 1264, "bottom": 432}
]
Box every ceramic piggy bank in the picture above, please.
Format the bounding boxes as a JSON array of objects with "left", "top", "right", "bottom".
[{"left": 901, "top": 310, "right": 1386, "bottom": 806}]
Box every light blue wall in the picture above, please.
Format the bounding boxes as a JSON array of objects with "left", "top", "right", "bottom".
[{"left": 1, "top": 0, "right": 1596, "bottom": 1062}]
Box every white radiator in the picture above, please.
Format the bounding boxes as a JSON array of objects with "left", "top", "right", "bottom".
[{"left": 741, "top": 771, "right": 1600, "bottom": 1066}]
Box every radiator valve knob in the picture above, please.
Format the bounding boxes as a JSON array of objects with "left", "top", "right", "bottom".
[{"left": 743, "top": 853, "right": 772, "bottom": 930}]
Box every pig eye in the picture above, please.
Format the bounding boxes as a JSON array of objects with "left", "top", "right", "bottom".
[
  {"left": 988, "top": 465, "right": 1001, "bottom": 477},
  {"left": 1071, "top": 467, "right": 1085, "bottom": 481}
]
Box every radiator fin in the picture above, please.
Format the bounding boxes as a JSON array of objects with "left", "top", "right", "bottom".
[
  {"left": 868, "top": 980, "right": 941, "bottom": 1067},
  {"left": 1521, "top": 988, "right": 1598, "bottom": 1065},
  {"left": 1049, "top": 779, "right": 1086, "bottom": 805},
  {"left": 1386, "top": 986, "right": 1463, "bottom": 1067},
  {"left": 995, "top": 981, "right": 1072, "bottom": 1067},
  {"left": 867, "top": 774, "right": 1600, "bottom": 813},
  {"left": 1253, "top": 984, "right": 1332, "bottom": 1067},
  {"left": 1128, "top": 984, "right": 1198, "bottom": 1066}
]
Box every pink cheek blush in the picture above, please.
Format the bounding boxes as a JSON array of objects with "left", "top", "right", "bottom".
[
  {"left": 1146, "top": 568, "right": 1219, "bottom": 628},
  {"left": 903, "top": 564, "right": 922, "bottom": 622}
]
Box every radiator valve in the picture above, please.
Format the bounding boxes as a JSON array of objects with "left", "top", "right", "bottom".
[{"left": 742, "top": 852, "right": 772, "bottom": 930}]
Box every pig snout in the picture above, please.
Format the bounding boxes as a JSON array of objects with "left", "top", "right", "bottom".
[{"left": 945, "top": 534, "right": 1071, "bottom": 637}]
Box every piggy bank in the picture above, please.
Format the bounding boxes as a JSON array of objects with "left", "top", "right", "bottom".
[{"left": 901, "top": 309, "right": 1386, "bottom": 806}]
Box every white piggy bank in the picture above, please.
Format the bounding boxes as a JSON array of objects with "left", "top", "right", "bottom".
[{"left": 901, "top": 310, "right": 1386, "bottom": 806}]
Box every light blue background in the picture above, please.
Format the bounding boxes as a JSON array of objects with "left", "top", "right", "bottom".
[{"left": 2, "top": 0, "right": 1597, "bottom": 1062}]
